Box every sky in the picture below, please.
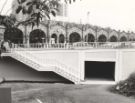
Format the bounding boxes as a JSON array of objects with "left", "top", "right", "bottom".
[{"left": 0, "top": 0, "right": 135, "bottom": 32}]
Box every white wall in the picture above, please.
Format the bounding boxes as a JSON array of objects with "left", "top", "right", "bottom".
[
  {"left": 0, "top": 57, "right": 68, "bottom": 82},
  {"left": 28, "top": 49, "right": 135, "bottom": 82},
  {"left": 28, "top": 49, "right": 118, "bottom": 81},
  {"left": 29, "top": 50, "right": 80, "bottom": 74},
  {"left": 84, "top": 49, "right": 135, "bottom": 82},
  {"left": 121, "top": 50, "right": 135, "bottom": 80},
  {"left": 1, "top": 49, "right": 135, "bottom": 83}
]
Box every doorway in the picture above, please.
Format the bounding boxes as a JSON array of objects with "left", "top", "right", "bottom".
[{"left": 85, "top": 61, "right": 115, "bottom": 81}]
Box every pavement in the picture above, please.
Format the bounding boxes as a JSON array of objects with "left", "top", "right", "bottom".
[{"left": 0, "top": 83, "right": 135, "bottom": 103}]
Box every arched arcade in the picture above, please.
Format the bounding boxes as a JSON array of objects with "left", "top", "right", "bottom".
[
  {"left": 29, "top": 29, "right": 46, "bottom": 43},
  {"left": 4, "top": 27, "right": 23, "bottom": 44}
]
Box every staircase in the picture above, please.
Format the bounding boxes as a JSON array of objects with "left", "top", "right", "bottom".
[{"left": 4, "top": 50, "right": 81, "bottom": 84}]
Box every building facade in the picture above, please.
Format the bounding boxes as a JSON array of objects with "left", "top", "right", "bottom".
[
  {"left": 14, "top": 20, "right": 135, "bottom": 44},
  {"left": 0, "top": 19, "right": 135, "bottom": 45},
  {"left": 1, "top": 20, "right": 135, "bottom": 44},
  {"left": 7, "top": 0, "right": 135, "bottom": 44}
]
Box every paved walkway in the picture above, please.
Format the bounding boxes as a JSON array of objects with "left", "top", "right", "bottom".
[
  {"left": 64, "top": 85, "right": 135, "bottom": 103},
  {"left": 1, "top": 83, "right": 135, "bottom": 103}
]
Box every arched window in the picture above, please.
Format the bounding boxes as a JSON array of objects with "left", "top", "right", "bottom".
[
  {"left": 98, "top": 35, "right": 107, "bottom": 42},
  {"left": 120, "top": 36, "right": 127, "bottom": 42},
  {"left": 51, "top": 33, "right": 57, "bottom": 43},
  {"left": 59, "top": 34, "right": 65, "bottom": 43},
  {"left": 85, "top": 33, "right": 95, "bottom": 42},
  {"left": 129, "top": 38, "right": 135, "bottom": 41},
  {"left": 69, "top": 32, "right": 81, "bottom": 43},
  {"left": 30, "top": 29, "right": 46, "bottom": 43},
  {"left": 4, "top": 27, "right": 23, "bottom": 44},
  {"left": 110, "top": 36, "right": 118, "bottom": 42}
]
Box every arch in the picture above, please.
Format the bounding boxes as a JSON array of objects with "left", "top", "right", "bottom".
[
  {"left": 50, "top": 25, "right": 66, "bottom": 36},
  {"left": 4, "top": 27, "right": 23, "bottom": 44},
  {"left": 129, "top": 34, "right": 135, "bottom": 41},
  {"left": 109, "top": 31, "right": 118, "bottom": 40},
  {"left": 98, "top": 34, "right": 107, "bottom": 42},
  {"left": 84, "top": 28, "right": 96, "bottom": 37},
  {"left": 51, "top": 33, "right": 57, "bottom": 43},
  {"left": 120, "top": 36, "right": 127, "bottom": 42},
  {"left": 97, "top": 30, "right": 108, "bottom": 39},
  {"left": 69, "top": 32, "right": 81, "bottom": 43},
  {"left": 110, "top": 36, "right": 118, "bottom": 42},
  {"left": 119, "top": 32, "right": 128, "bottom": 42},
  {"left": 59, "top": 34, "right": 65, "bottom": 43},
  {"left": 85, "top": 33, "right": 95, "bottom": 42},
  {"left": 27, "top": 24, "right": 47, "bottom": 41},
  {"left": 32, "top": 24, "right": 47, "bottom": 33},
  {"left": 68, "top": 27, "right": 82, "bottom": 38},
  {"left": 29, "top": 29, "right": 46, "bottom": 43}
]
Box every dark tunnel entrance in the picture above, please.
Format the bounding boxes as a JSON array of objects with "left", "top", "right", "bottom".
[{"left": 85, "top": 61, "right": 115, "bottom": 81}]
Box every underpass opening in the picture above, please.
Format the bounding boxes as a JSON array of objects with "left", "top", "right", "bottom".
[{"left": 85, "top": 61, "right": 115, "bottom": 81}]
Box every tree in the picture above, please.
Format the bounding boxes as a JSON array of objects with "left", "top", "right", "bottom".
[
  {"left": 14, "top": 0, "right": 58, "bottom": 27},
  {"left": 65, "top": 0, "right": 76, "bottom": 4},
  {"left": 15, "top": 0, "right": 78, "bottom": 27},
  {"left": 0, "top": 0, "right": 16, "bottom": 28},
  {"left": 0, "top": 15, "right": 16, "bottom": 28}
]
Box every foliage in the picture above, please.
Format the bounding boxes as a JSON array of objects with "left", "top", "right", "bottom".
[
  {"left": 65, "top": 0, "right": 76, "bottom": 4},
  {"left": 15, "top": 0, "right": 78, "bottom": 27},
  {"left": 0, "top": 0, "right": 79, "bottom": 28},
  {"left": 15, "top": 0, "right": 59, "bottom": 27},
  {"left": 110, "top": 72, "right": 135, "bottom": 97},
  {"left": 0, "top": 15, "right": 16, "bottom": 28}
]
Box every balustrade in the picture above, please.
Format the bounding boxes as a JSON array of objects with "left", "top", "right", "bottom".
[
  {"left": 4, "top": 41, "right": 135, "bottom": 52},
  {"left": 10, "top": 50, "right": 80, "bottom": 83}
]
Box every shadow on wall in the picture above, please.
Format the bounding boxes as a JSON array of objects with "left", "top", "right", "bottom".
[{"left": 0, "top": 57, "right": 71, "bottom": 83}]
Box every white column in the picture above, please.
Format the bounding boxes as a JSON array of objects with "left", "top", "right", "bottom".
[
  {"left": 79, "top": 51, "right": 85, "bottom": 81},
  {"left": 115, "top": 50, "right": 123, "bottom": 82}
]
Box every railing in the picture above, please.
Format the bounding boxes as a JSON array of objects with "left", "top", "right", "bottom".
[
  {"left": 24, "top": 51, "right": 80, "bottom": 83},
  {"left": 10, "top": 51, "right": 41, "bottom": 71},
  {"left": 10, "top": 51, "right": 80, "bottom": 83},
  {"left": 9, "top": 42, "right": 135, "bottom": 50}
]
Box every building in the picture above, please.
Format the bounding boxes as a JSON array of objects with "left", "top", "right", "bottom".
[
  {"left": 10, "top": 0, "right": 135, "bottom": 45},
  {"left": 3, "top": 20, "right": 135, "bottom": 45},
  {"left": 0, "top": 20, "right": 135, "bottom": 84},
  {"left": 0, "top": 1, "right": 135, "bottom": 84}
]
